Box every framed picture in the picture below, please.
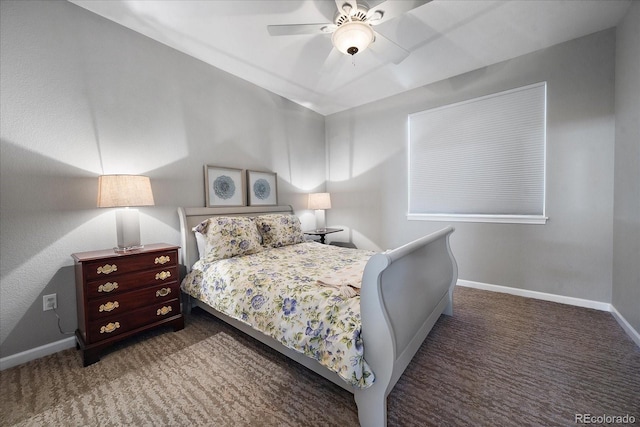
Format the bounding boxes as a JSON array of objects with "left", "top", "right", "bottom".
[
  {"left": 204, "top": 165, "right": 246, "bottom": 207},
  {"left": 247, "top": 170, "right": 278, "bottom": 206}
]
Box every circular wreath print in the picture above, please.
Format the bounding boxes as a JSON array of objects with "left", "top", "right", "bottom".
[
  {"left": 253, "top": 179, "right": 271, "bottom": 200},
  {"left": 213, "top": 175, "right": 235, "bottom": 200}
]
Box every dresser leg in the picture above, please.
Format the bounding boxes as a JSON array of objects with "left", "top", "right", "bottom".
[
  {"left": 76, "top": 332, "right": 100, "bottom": 367},
  {"left": 173, "top": 316, "right": 185, "bottom": 332},
  {"left": 82, "top": 348, "right": 101, "bottom": 367}
]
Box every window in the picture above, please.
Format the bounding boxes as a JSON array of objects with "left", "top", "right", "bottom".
[{"left": 408, "top": 82, "right": 547, "bottom": 224}]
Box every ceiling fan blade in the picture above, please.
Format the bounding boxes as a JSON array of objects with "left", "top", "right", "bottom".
[
  {"left": 334, "top": 0, "right": 347, "bottom": 15},
  {"left": 267, "top": 23, "right": 335, "bottom": 36},
  {"left": 369, "top": 31, "right": 409, "bottom": 64},
  {"left": 334, "top": 0, "right": 357, "bottom": 16},
  {"left": 367, "top": 0, "right": 431, "bottom": 25}
]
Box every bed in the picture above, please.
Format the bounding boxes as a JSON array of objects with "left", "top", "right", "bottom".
[{"left": 178, "top": 205, "right": 457, "bottom": 427}]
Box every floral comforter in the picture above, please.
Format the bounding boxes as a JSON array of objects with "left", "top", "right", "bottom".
[{"left": 181, "top": 242, "right": 376, "bottom": 388}]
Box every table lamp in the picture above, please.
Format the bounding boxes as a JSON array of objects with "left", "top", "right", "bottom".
[
  {"left": 97, "top": 175, "right": 155, "bottom": 253},
  {"left": 308, "top": 192, "right": 331, "bottom": 231}
]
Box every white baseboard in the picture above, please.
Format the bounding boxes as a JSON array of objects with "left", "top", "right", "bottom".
[
  {"left": 610, "top": 305, "right": 640, "bottom": 348},
  {"left": 0, "top": 336, "right": 76, "bottom": 371},
  {"left": 457, "top": 279, "right": 612, "bottom": 311},
  {"left": 457, "top": 279, "right": 639, "bottom": 348}
]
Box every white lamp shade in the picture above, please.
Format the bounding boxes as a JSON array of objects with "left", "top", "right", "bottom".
[
  {"left": 308, "top": 192, "right": 332, "bottom": 210},
  {"left": 97, "top": 175, "right": 155, "bottom": 207},
  {"left": 331, "top": 21, "right": 375, "bottom": 55}
]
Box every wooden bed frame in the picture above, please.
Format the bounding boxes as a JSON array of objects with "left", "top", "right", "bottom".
[{"left": 178, "top": 205, "right": 458, "bottom": 427}]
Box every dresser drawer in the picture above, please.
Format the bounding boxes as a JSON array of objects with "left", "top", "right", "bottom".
[
  {"left": 86, "top": 298, "right": 180, "bottom": 343},
  {"left": 86, "top": 265, "right": 178, "bottom": 299},
  {"left": 83, "top": 250, "right": 178, "bottom": 281},
  {"left": 87, "top": 282, "right": 180, "bottom": 320}
]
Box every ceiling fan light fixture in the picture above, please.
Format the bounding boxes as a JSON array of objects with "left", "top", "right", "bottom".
[{"left": 331, "top": 21, "right": 375, "bottom": 56}]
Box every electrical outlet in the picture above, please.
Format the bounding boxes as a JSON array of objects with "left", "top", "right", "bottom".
[{"left": 43, "top": 294, "right": 57, "bottom": 311}]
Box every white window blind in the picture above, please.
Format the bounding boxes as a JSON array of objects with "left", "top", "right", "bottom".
[{"left": 408, "top": 82, "right": 547, "bottom": 224}]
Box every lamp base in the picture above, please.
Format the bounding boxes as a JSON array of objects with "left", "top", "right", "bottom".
[
  {"left": 314, "top": 209, "right": 327, "bottom": 230},
  {"left": 113, "top": 244, "right": 144, "bottom": 254},
  {"left": 115, "top": 208, "right": 142, "bottom": 251}
]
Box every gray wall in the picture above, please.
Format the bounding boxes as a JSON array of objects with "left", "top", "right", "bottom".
[
  {"left": 0, "top": 1, "right": 326, "bottom": 358},
  {"left": 326, "top": 30, "right": 617, "bottom": 303},
  {"left": 1, "top": 1, "right": 637, "bottom": 361},
  {"left": 613, "top": 2, "right": 640, "bottom": 333}
]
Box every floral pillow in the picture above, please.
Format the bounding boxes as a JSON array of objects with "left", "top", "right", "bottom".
[
  {"left": 254, "top": 214, "right": 305, "bottom": 248},
  {"left": 193, "top": 216, "right": 263, "bottom": 261}
]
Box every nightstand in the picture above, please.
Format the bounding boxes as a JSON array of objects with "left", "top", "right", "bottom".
[
  {"left": 72, "top": 243, "right": 184, "bottom": 366},
  {"left": 304, "top": 228, "right": 343, "bottom": 244}
]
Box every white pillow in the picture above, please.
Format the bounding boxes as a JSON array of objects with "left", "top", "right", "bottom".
[{"left": 195, "top": 231, "right": 207, "bottom": 260}]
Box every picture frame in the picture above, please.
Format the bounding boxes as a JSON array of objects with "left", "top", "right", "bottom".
[
  {"left": 204, "top": 165, "right": 246, "bottom": 207},
  {"left": 247, "top": 170, "right": 278, "bottom": 206}
]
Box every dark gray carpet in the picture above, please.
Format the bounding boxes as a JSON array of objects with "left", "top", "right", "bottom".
[{"left": 1, "top": 287, "right": 638, "bottom": 426}]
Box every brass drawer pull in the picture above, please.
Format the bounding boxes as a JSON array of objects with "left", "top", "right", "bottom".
[
  {"left": 156, "top": 287, "right": 171, "bottom": 297},
  {"left": 97, "top": 264, "right": 117, "bottom": 275},
  {"left": 99, "top": 301, "right": 119, "bottom": 312},
  {"left": 155, "top": 271, "right": 171, "bottom": 281},
  {"left": 155, "top": 255, "right": 171, "bottom": 265},
  {"left": 98, "top": 282, "right": 118, "bottom": 293},
  {"left": 100, "top": 322, "right": 120, "bottom": 334},
  {"left": 157, "top": 306, "right": 172, "bottom": 316}
]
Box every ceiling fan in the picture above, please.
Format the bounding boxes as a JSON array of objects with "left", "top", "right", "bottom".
[{"left": 267, "top": 0, "right": 429, "bottom": 65}]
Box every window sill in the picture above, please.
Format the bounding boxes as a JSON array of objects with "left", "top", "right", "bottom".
[{"left": 407, "top": 214, "right": 548, "bottom": 225}]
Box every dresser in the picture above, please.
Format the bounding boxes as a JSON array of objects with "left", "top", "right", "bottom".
[{"left": 72, "top": 243, "right": 184, "bottom": 366}]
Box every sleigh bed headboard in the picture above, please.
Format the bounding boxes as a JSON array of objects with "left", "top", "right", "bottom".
[{"left": 177, "top": 205, "right": 294, "bottom": 271}]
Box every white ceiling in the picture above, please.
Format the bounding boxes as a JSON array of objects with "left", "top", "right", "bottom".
[{"left": 68, "top": 0, "right": 631, "bottom": 116}]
